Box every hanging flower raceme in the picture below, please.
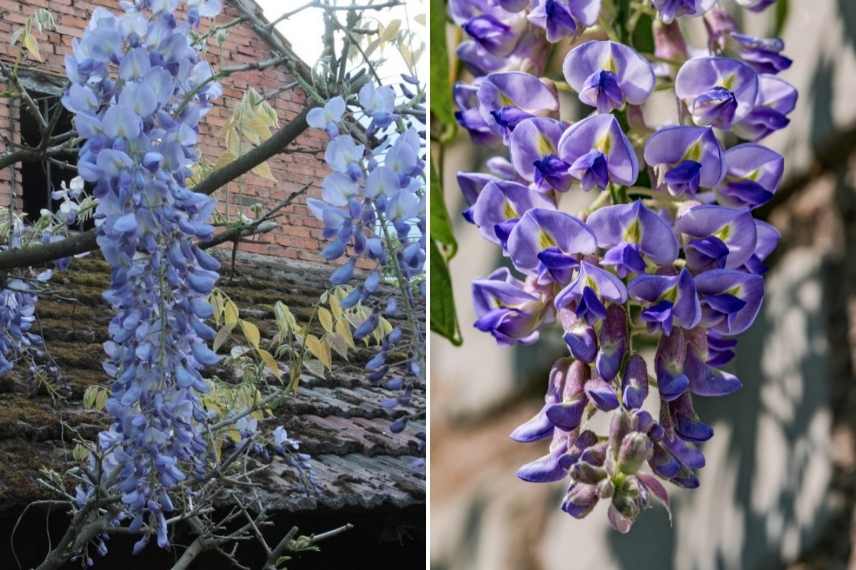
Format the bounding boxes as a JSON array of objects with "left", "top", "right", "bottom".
[
  {"left": 450, "top": 0, "right": 789, "bottom": 533},
  {"left": 62, "top": 0, "right": 225, "bottom": 553},
  {"left": 307, "top": 74, "right": 426, "bottom": 433}
]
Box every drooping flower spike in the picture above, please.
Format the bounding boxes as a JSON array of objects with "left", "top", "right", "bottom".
[
  {"left": 448, "top": 0, "right": 789, "bottom": 534},
  {"left": 563, "top": 41, "right": 656, "bottom": 113}
]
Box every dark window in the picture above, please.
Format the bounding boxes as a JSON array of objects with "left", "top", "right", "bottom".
[{"left": 19, "top": 92, "right": 92, "bottom": 229}]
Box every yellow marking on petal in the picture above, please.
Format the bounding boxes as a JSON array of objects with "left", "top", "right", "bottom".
[
  {"left": 538, "top": 230, "right": 557, "bottom": 250},
  {"left": 623, "top": 219, "right": 641, "bottom": 244},
  {"left": 603, "top": 56, "right": 617, "bottom": 73},
  {"left": 726, "top": 285, "right": 742, "bottom": 297},
  {"left": 502, "top": 199, "right": 518, "bottom": 220},
  {"left": 499, "top": 93, "right": 513, "bottom": 106},
  {"left": 719, "top": 74, "right": 736, "bottom": 91},
  {"left": 586, "top": 275, "right": 599, "bottom": 293},
  {"left": 537, "top": 134, "right": 555, "bottom": 156},
  {"left": 715, "top": 223, "right": 732, "bottom": 241},
  {"left": 662, "top": 285, "right": 678, "bottom": 303},
  {"left": 683, "top": 140, "right": 703, "bottom": 162},
  {"left": 595, "top": 133, "right": 612, "bottom": 155},
  {"left": 746, "top": 168, "right": 761, "bottom": 181}
]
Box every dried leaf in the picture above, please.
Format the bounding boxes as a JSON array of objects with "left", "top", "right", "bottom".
[
  {"left": 224, "top": 300, "right": 239, "bottom": 329},
  {"left": 257, "top": 348, "right": 282, "bottom": 379},
  {"left": 22, "top": 32, "right": 42, "bottom": 62},
  {"left": 336, "top": 318, "right": 355, "bottom": 349}
]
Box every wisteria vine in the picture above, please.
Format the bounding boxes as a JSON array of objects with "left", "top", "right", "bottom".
[
  {"left": 450, "top": 0, "right": 794, "bottom": 532},
  {"left": 307, "top": 77, "right": 427, "bottom": 434}
]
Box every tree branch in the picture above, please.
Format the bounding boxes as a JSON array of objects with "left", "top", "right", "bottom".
[{"left": 0, "top": 108, "right": 310, "bottom": 271}]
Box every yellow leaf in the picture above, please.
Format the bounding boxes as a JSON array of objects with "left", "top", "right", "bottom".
[
  {"left": 226, "top": 429, "right": 242, "bottom": 444},
  {"left": 240, "top": 319, "right": 261, "bottom": 348},
  {"left": 306, "top": 334, "right": 331, "bottom": 369},
  {"left": 318, "top": 307, "right": 334, "bottom": 333},
  {"left": 72, "top": 444, "right": 90, "bottom": 462},
  {"left": 328, "top": 333, "right": 349, "bottom": 360},
  {"left": 303, "top": 358, "right": 326, "bottom": 379},
  {"left": 83, "top": 386, "right": 97, "bottom": 409},
  {"left": 213, "top": 326, "right": 231, "bottom": 352},
  {"left": 224, "top": 300, "right": 239, "bottom": 329},
  {"left": 257, "top": 348, "right": 282, "bottom": 378},
  {"left": 381, "top": 19, "right": 401, "bottom": 43},
  {"left": 95, "top": 389, "right": 108, "bottom": 411},
  {"left": 252, "top": 160, "right": 277, "bottom": 181},
  {"left": 336, "top": 318, "right": 355, "bottom": 349},
  {"left": 22, "top": 32, "right": 42, "bottom": 62},
  {"left": 329, "top": 294, "right": 343, "bottom": 321}
]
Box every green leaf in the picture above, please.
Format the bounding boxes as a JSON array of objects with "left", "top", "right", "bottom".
[
  {"left": 429, "top": 239, "right": 462, "bottom": 345},
  {"left": 430, "top": 164, "right": 458, "bottom": 258},
  {"left": 430, "top": 0, "right": 455, "bottom": 129},
  {"left": 773, "top": 0, "right": 789, "bottom": 37},
  {"left": 631, "top": 14, "right": 655, "bottom": 54}
]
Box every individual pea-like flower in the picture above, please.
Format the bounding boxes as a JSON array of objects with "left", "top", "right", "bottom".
[
  {"left": 325, "top": 134, "right": 365, "bottom": 178},
  {"left": 449, "top": 0, "right": 527, "bottom": 56},
  {"left": 728, "top": 33, "right": 792, "bottom": 75},
  {"left": 629, "top": 269, "right": 702, "bottom": 336},
  {"left": 554, "top": 261, "right": 628, "bottom": 324},
  {"left": 468, "top": 179, "right": 555, "bottom": 245},
  {"left": 643, "top": 125, "right": 725, "bottom": 196},
  {"left": 715, "top": 143, "right": 784, "bottom": 209},
  {"left": 733, "top": 74, "right": 798, "bottom": 141},
  {"left": 675, "top": 57, "right": 759, "bottom": 129},
  {"left": 477, "top": 71, "right": 559, "bottom": 140},
  {"left": 652, "top": 0, "right": 716, "bottom": 23},
  {"left": 586, "top": 201, "right": 680, "bottom": 276},
  {"left": 505, "top": 208, "right": 597, "bottom": 276},
  {"left": 674, "top": 205, "right": 758, "bottom": 271},
  {"left": 472, "top": 268, "right": 550, "bottom": 345},
  {"left": 557, "top": 113, "right": 639, "bottom": 191},
  {"left": 562, "top": 40, "right": 655, "bottom": 113},
  {"left": 509, "top": 117, "right": 571, "bottom": 192},
  {"left": 527, "top": 0, "right": 601, "bottom": 43},
  {"left": 359, "top": 83, "right": 396, "bottom": 129},
  {"left": 454, "top": 82, "right": 497, "bottom": 144},
  {"left": 695, "top": 269, "right": 765, "bottom": 336},
  {"left": 307, "top": 95, "right": 346, "bottom": 137}
]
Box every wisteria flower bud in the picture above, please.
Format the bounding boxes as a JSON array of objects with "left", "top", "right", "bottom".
[
  {"left": 617, "top": 432, "right": 654, "bottom": 474},
  {"left": 621, "top": 354, "right": 649, "bottom": 409}
]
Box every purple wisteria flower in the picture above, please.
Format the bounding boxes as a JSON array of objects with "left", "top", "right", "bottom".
[
  {"left": 644, "top": 125, "right": 725, "bottom": 196},
  {"left": 563, "top": 41, "right": 655, "bottom": 113},
  {"left": 729, "top": 33, "right": 792, "bottom": 75},
  {"left": 468, "top": 179, "right": 555, "bottom": 244},
  {"left": 557, "top": 113, "right": 639, "bottom": 191},
  {"left": 733, "top": 74, "right": 798, "bottom": 141},
  {"left": 472, "top": 268, "right": 549, "bottom": 344},
  {"left": 527, "top": 0, "right": 601, "bottom": 43},
  {"left": 477, "top": 72, "right": 559, "bottom": 140},
  {"left": 508, "top": 117, "right": 570, "bottom": 191},
  {"left": 675, "top": 56, "right": 759, "bottom": 129},
  {"left": 715, "top": 143, "right": 784, "bottom": 209},
  {"left": 652, "top": 0, "right": 716, "bottom": 23},
  {"left": 735, "top": 0, "right": 777, "bottom": 11},
  {"left": 587, "top": 201, "right": 680, "bottom": 275}
]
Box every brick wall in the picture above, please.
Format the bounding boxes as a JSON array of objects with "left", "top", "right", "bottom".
[{"left": 0, "top": 0, "right": 333, "bottom": 264}]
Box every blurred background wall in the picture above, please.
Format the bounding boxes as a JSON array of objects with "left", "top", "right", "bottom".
[{"left": 430, "top": 1, "right": 856, "bottom": 568}]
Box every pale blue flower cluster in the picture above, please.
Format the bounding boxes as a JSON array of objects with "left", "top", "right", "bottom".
[
  {"left": 308, "top": 75, "right": 426, "bottom": 430},
  {"left": 61, "top": 0, "right": 224, "bottom": 554}
]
